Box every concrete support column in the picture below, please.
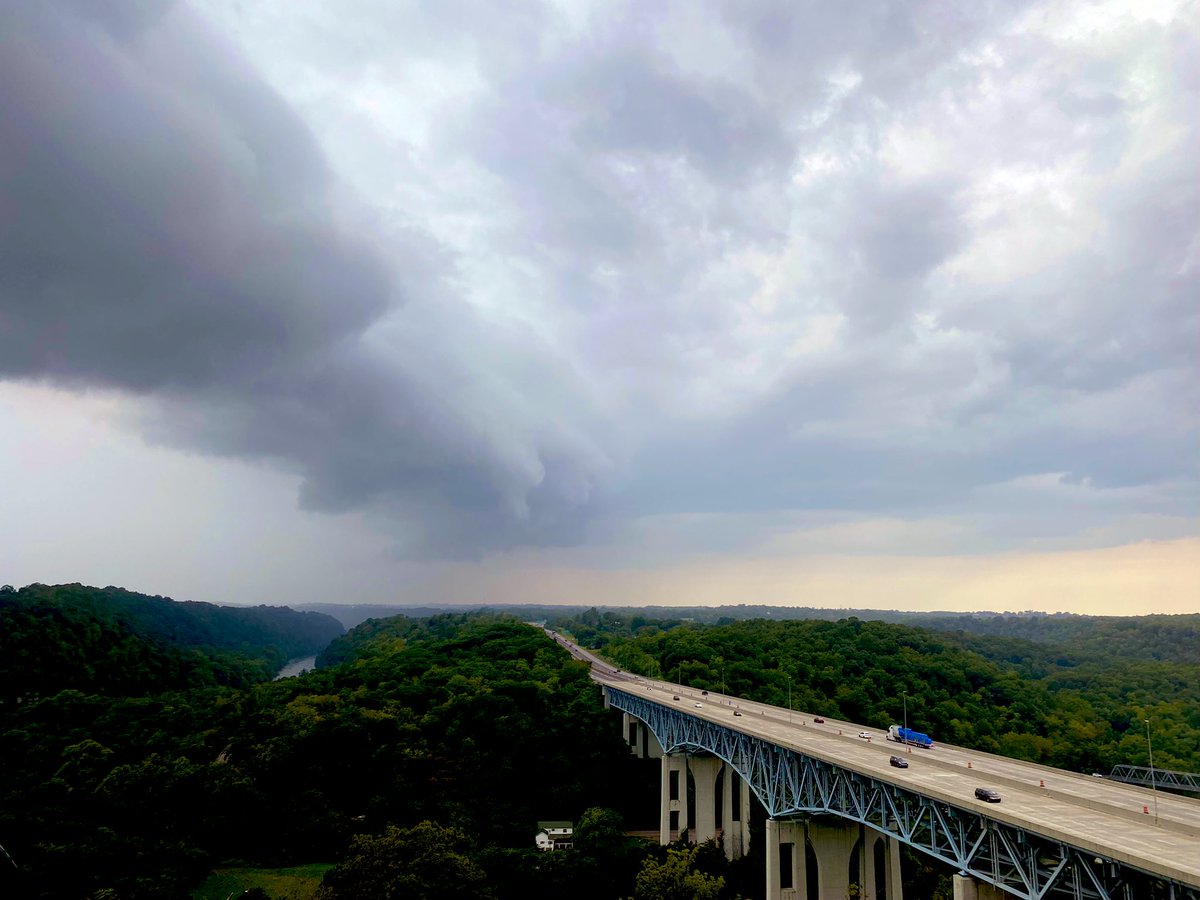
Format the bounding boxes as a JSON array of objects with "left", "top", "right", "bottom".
[
  {"left": 740, "top": 776, "right": 752, "bottom": 855},
  {"left": 739, "top": 777, "right": 748, "bottom": 849},
  {"left": 884, "top": 837, "right": 903, "bottom": 900},
  {"left": 765, "top": 818, "right": 805, "bottom": 900},
  {"left": 767, "top": 821, "right": 903, "bottom": 900},
  {"left": 690, "top": 756, "right": 722, "bottom": 844},
  {"left": 806, "top": 819, "right": 858, "bottom": 900},
  {"left": 856, "top": 832, "right": 903, "bottom": 900},
  {"left": 621, "top": 714, "right": 658, "bottom": 759},
  {"left": 719, "top": 763, "right": 751, "bottom": 859},
  {"left": 861, "top": 831, "right": 878, "bottom": 900},
  {"left": 660, "top": 753, "right": 688, "bottom": 844},
  {"left": 953, "top": 875, "right": 1006, "bottom": 900},
  {"left": 619, "top": 712, "right": 662, "bottom": 760},
  {"left": 766, "top": 819, "right": 780, "bottom": 900},
  {"left": 720, "top": 764, "right": 733, "bottom": 856}
]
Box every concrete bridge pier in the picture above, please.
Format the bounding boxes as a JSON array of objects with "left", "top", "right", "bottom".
[
  {"left": 720, "top": 763, "right": 751, "bottom": 859},
  {"left": 660, "top": 753, "right": 689, "bottom": 843},
  {"left": 690, "top": 756, "right": 722, "bottom": 844},
  {"left": 766, "top": 818, "right": 903, "bottom": 900},
  {"left": 623, "top": 712, "right": 663, "bottom": 759},
  {"left": 766, "top": 818, "right": 807, "bottom": 900},
  {"left": 877, "top": 833, "right": 903, "bottom": 900},
  {"left": 659, "top": 753, "right": 726, "bottom": 845},
  {"left": 952, "top": 875, "right": 1006, "bottom": 900}
]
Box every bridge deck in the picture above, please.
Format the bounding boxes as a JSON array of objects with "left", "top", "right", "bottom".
[{"left": 568, "top": 647, "right": 1200, "bottom": 891}]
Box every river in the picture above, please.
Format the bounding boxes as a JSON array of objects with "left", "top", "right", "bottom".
[{"left": 274, "top": 655, "right": 318, "bottom": 679}]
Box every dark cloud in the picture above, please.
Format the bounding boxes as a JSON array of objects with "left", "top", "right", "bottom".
[
  {"left": 556, "top": 47, "right": 794, "bottom": 185},
  {"left": 852, "top": 182, "right": 966, "bottom": 281},
  {"left": 720, "top": 0, "right": 1038, "bottom": 106},
  {"left": 0, "top": 2, "right": 373, "bottom": 390},
  {"left": 0, "top": 1, "right": 612, "bottom": 558},
  {"left": 1, "top": 0, "right": 1195, "bottom": 567}
]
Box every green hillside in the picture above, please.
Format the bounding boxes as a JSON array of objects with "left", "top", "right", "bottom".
[{"left": 0, "top": 583, "right": 344, "bottom": 702}]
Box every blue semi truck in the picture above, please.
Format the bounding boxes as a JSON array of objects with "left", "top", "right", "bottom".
[{"left": 887, "top": 725, "right": 934, "bottom": 748}]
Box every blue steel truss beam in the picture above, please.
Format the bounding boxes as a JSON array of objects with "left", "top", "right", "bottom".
[
  {"left": 1109, "top": 765, "right": 1200, "bottom": 795},
  {"left": 608, "top": 687, "right": 1198, "bottom": 900}
]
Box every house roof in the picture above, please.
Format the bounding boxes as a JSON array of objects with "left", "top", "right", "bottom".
[{"left": 536, "top": 820, "right": 573, "bottom": 830}]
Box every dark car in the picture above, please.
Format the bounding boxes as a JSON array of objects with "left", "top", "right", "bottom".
[
  {"left": 702, "top": 690, "right": 709, "bottom": 696},
  {"left": 974, "top": 787, "right": 1001, "bottom": 803},
  {"left": 889, "top": 756, "right": 909, "bottom": 768},
  {"left": 734, "top": 710, "right": 742, "bottom": 716},
  {"left": 813, "top": 717, "right": 825, "bottom": 723},
  {"left": 673, "top": 695, "right": 680, "bottom": 700}
]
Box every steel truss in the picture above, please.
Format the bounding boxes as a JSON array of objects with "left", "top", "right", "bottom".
[
  {"left": 1109, "top": 765, "right": 1200, "bottom": 795},
  {"left": 609, "top": 688, "right": 1198, "bottom": 900}
]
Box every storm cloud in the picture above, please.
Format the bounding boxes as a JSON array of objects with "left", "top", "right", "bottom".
[
  {"left": 1, "top": 0, "right": 1196, "bottom": 567},
  {"left": 0, "top": 1, "right": 615, "bottom": 556}
]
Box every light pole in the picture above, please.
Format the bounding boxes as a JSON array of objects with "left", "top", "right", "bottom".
[
  {"left": 1146, "top": 717, "right": 1159, "bottom": 824},
  {"left": 786, "top": 673, "right": 793, "bottom": 724},
  {"left": 902, "top": 690, "right": 909, "bottom": 754}
]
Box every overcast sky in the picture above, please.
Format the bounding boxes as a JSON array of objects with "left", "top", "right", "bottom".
[{"left": 1, "top": 0, "right": 1197, "bottom": 613}]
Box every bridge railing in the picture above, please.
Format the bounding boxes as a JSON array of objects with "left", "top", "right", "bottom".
[{"left": 1108, "top": 765, "right": 1200, "bottom": 794}]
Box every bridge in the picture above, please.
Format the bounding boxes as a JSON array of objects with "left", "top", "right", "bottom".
[
  {"left": 1108, "top": 765, "right": 1200, "bottom": 795},
  {"left": 550, "top": 632, "right": 1200, "bottom": 900}
]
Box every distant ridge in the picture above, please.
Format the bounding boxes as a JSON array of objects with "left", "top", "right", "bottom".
[
  {"left": 295, "top": 601, "right": 1199, "bottom": 660},
  {"left": 295, "top": 601, "right": 965, "bottom": 630},
  {"left": 1, "top": 583, "right": 345, "bottom": 700}
]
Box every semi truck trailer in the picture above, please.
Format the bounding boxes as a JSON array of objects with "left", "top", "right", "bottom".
[{"left": 887, "top": 725, "right": 934, "bottom": 748}]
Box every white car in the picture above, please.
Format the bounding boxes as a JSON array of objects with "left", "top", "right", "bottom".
[
  {"left": 858, "top": 731, "right": 872, "bottom": 739},
  {"left": 695, "top": 703, "right": 703, "bottom": 709}
]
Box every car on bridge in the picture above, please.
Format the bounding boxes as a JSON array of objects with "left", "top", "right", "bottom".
[
  {"left": 813, "top": 717, "right": 825, "bottom": 723},
  {"left": 858, "top": 731, "right": 872, "bottom": 739},
  {"left": 694, "top": 702, "right": 703, "bottom": 709},
  {"left": 974, "top": 787, "right": 1001, "bottom": 803},
  {"left": 889, "top": 756, "right": 909, "bottom": 768}
]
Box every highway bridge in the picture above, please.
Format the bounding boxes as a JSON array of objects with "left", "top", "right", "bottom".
[
  {"left": 549, "top": 631, "right": 1200, "bottom": 900},
  {"left": 1108, "top": 765, "right": 1200, "bottom": 795}
]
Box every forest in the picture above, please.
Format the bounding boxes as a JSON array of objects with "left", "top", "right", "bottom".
[
  {"left": 0, "top": 587, "right": 681, "bottom": 898},
  {"left": 2, "top": 584, "right": 1196, "bottom": 898}
]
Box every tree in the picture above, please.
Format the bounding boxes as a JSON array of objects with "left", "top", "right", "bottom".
[
  {"left": 632, "top": 845, "right": 727, "bottom": 900},
  {"left": 573, "top": 806, "right": 626, "bottom": 860},
  {"left": 316, "top": 821, "right": 492, "bottom": 900},
  {"left": 570, "top": 806, "right": 651, "bottom": 900}
]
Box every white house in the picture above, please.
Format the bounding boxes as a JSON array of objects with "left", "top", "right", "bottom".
[{"left": 535, "top": 820, "right": 573, "bottom": 851}]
